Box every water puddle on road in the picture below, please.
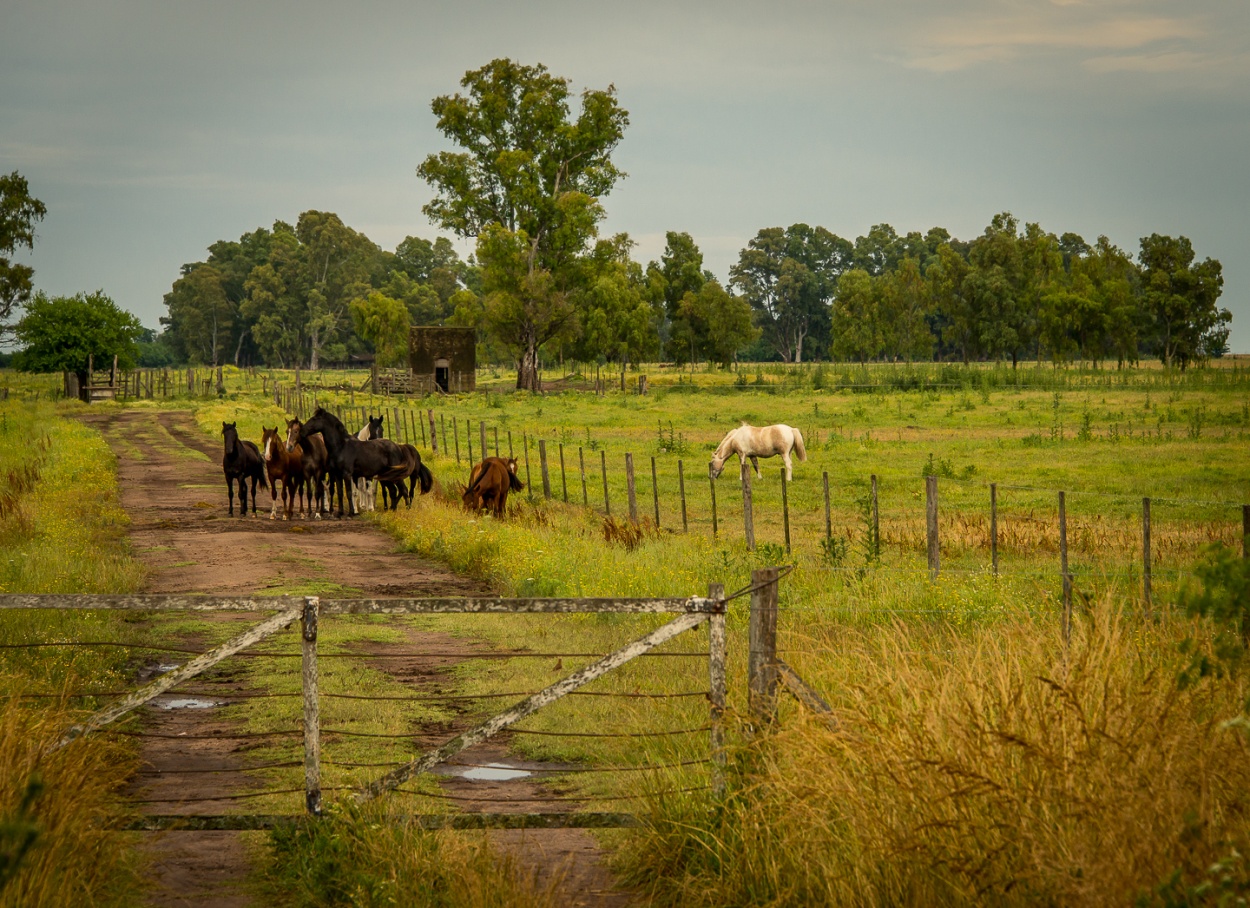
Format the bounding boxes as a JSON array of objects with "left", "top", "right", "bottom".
[
  {"left": 155, "top": 698, "right": 221, "bottom": 710},
  {"left": 439, "top": 762, "right": 534, "bottom": 782}
]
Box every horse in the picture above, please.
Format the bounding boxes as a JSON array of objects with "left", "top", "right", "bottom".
[
  {"left": 463, "top": 457, "right": 523, "bottom": 517},
  {"left": 352, "top": 415, "right": 385, "bottom": 512},
  {"left": 358, "top": 414, "right": 434, "bottom": 510},
  {"left": 261, "top": 426, "right": 307, "bottom": 520},
  {"left": 297, "top": 408, "right": 405, "bottom": 518},
  {"left": 221, "top": 422, "right": 265, "bottom": 517},
  {"left": 286, "top": 417, "right": 328, "bottom": 519},
  {"left": 709, "top": 424, "right": 807, "bottom": 481}
]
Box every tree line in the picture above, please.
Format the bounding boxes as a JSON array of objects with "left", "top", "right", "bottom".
[{"left": 1, "top": 59, "right": 1233, "bottom": 382}]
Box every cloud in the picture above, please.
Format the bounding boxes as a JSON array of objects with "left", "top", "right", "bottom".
[{"left": 896, "top": 7, "right": 1206, "bottom": 73}]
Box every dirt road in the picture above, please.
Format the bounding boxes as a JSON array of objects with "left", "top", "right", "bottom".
[{"left": 82, "top": 409, "right": 633, "bottom": 907}]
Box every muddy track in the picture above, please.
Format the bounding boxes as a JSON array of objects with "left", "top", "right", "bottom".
[{"left": 80, "top": 409, "right": 634, "bottom": 907}]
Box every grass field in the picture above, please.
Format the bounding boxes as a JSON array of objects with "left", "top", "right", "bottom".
[{"left": 3, "top": 360, "right": 1250, "bottom": 905}]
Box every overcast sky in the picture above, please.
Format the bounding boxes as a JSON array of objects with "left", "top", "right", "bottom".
[{"left": 3, "top": 0, "right": 1248, "bottom": 350}]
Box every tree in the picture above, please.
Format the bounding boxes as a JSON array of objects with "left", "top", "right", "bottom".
[
  {"left": 928, "top": 243, "right": 974, "bottom": 362},
  {"left": 349, "top": 291, "right": 411, "bottom": 367},
  {"left": 878, "top": 257, "right": 931, "bottom": 362},
  {"left": 0, "top": 172, "right": 47, "bottom": 339},
  {"left": 830, "top": 269, "right": 881, "bottom": 363},
  {"left": 675, "top": 280, "right": 757, "bottom": 367},
  {"left": 966, "top": 213, "right": 1033, "bottom": 368},
  {"left": 13, "top": 291, "right": 142, "bottom": 379},
  {"left": 162, "top": 264, "right": 235, "bottom": 367},
  {"left": 476, "top": 224, "right": 578, "bottom": 382},
  {"left": 731, "top": 224, "right": 850, "bottom": 363},
  {"left": 573, "top": 234, "right": 659, "bottom": 370},
  {"left": 417, "top": 58, "right": 630, "bottom": 390},
  {"left": 647, "top": 231, "right": 708, "bottom": 361},
  {"left": 1139, "top": 234, "right": 1228, "bottom": 369}
]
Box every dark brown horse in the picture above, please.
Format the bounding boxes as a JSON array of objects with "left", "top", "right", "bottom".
[
  {"left": 462, "top": 457, "right": 523, "bottom": 518},
  {"left": 297, "top": 408, "right": 405, "bottom": 518},
  {"left": 221, "top": 422, "right": 264, "bottom": 517},
  {"left": 286, "top": 417, "right": 328, "bottom": 519},
  {"left": 262, "top": 426, "right": 307, "bottom": 520}
]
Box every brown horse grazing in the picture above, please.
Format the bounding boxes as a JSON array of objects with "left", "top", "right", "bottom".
[
  {"left": 221, "top": 422, "right": 264, "bottom": 517},
  {"left": 462, "top": 457, "right": 523, "bottom": 518},
  {"left": 262, "top": 427, "right": 307, "bottom": 520},
  {"left": 286, "top": 417, "right": 328, "bottom": 519}
]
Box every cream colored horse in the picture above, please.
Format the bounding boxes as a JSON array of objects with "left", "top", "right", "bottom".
[{"left": 710, "top": 424, "right": 807, "bottom": 481}]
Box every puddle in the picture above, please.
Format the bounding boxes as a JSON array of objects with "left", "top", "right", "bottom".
[
  {"left": 451, "top": 762, "right": 533, "bottom": 782},
  {"left": 155, "top": 698, "right": 220, "bottom": 710},
  {"left": 156, "top": 663, "right": 181, "bottom": 673}
]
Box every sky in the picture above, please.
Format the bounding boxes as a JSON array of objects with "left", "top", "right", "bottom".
[{"left": 3, "top": 0, "right": 1248, "bottom": 349}]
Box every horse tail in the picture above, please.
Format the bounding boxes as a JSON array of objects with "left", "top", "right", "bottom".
[
  {"left": 792, "top": 427, "right": 807, "bottom": 462},
  {"left": 417, "top": 462, "right": 434, "bottom": 495}
]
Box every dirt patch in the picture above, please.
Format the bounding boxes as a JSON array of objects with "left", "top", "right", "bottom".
[{"left": 81, "top": 409, "right": 635, "bottom": 907}]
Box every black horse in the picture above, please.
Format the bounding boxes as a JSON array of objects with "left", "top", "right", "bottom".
[
  {"left": 361, "top": 415, "right": 434, "bottom": 510},
  {"left": 222, "top": 422, "right": 265, "bottom": 517},
  {"left": 298, "top": 408, "right": 406, "bottom": 517}
]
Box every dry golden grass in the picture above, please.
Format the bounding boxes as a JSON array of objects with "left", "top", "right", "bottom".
[
  {"left": 0, "top": 682, "right": 142, "bottom": 907},
  {"left": 620, "top": 604, "right": 1250, "bottom": 906}
]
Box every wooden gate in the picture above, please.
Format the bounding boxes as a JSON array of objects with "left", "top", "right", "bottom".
[{"left": 0, "top": 590, "right": 730, "bottom": 830}]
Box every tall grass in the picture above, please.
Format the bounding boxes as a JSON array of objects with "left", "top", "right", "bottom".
[
  {"left": 0, "top": 398, "right": 148, "bottom": 904},
  {"left": 260, "top": 804, "right": 561, "bottom": 908},
  {"left": 0, "top": 684, "right": 142, "bottom": 907},
  {"left": 617, "top": 603, "right": 1250, "bottom": 906}
]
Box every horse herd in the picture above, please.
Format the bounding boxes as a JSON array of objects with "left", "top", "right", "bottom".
[
  {"left": 221, "top": 408, "right": 805, "bottom": 522},
  {"left": 220, "top": 407, "right": 524, "bottom": 520}
]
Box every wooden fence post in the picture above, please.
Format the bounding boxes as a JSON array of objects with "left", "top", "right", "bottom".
[
  {"left": 626, "top": 454, "right": 638, "bottom": 523},
  {"left": 601, "top": 450, "right": 610, "bottom": 516},
  {"left": 709, "top": 466, "right": 718, "bottom": 538},
  {"left": 393, "top": 407, "right": 402, "bottom": 443},
  {"left": 1142, "top": 497, "right": 1152, "bottom": 617},
  {"left": 781, "top": 469, "right": 791, "bottom": 554},
  {"left": 1060, "top": 491, "right": 1072, "bottom": 647},
  {"left": 493, "top": 426, "right": 499, "bottom": 457},
  {"left": 302, "top": 596, "right": 322, "bottom": 816},
  {"left": 467, "top": 419, "right": 474, "bottom": 465},
  {"left": 651, "top": 456, "right": 660, "bottom": 527},
  {"left": 741, "top": 462, "right": 755, "bottom": 552},
  {"left": 748, "top": 567, "right": 780, "bottom": 727},
  {"left": 823, "top": 472, "right": 831, "bottom": 540},
  {"left": 708, "top": 581, "right": 726, "bottom": 796},
  {"left": 480, "top": 422, "right": 488, "bottom": 463},
  {"left": 523, "top": 433, "right": 533, "bottom": 499},
  {"left": 871, "top": 474, "right": 880, "bottom": 559},
  {"left": 991, "top": 482, "right": 999, "bottom": 576},
  {"left": 679, "top": 461, "right": 688, "bottom": 533},
  {"left": 579, "top": 447, "right": 588, "bottom": 506},
  {"left": 429, "top": 410, "right": 437, "bottom": 454},
  {"left": 539, "top": 440, "right": 551, "bottom": 499},
  {"left": 926, "top": 475, "right": 939, "bottom": 581},
  {"left": 559, "top": 443, "right": 568, "bottom": 503},
  {"left": 508, "top": 430, "right": 514, "bottom": 458},
  {"left": 453, "top": 417, "right": 460, "bottom": 464},
  {"left": 440, "top": 414, "right": 447, "bottom": 457},
  {"left": 1243, "top": 504, "right": 1249, "bottom": 560}
]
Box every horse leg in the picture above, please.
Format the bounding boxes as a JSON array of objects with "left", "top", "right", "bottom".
[
  {"left": 237, "top": 475, "right": 247, "bottom": 517},
  {"left": 782, "top": 450, "right": 793, "bottom": 481},
  {"left": 226, "top": 475, "right": 235, "bottom": 516},
  {"left": 269, "top": 472, "right": 280, "bottom": 520},
  {"left": 750, "top": 454, "right": 761, "bottom": 478}
]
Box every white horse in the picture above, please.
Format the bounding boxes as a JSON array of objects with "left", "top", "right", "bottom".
[
  {"left": 710, "top": 424, "right": 807, "bottom": 481},
  {"left": 352, "top": 416, "right": 382, "bottom": 512}
]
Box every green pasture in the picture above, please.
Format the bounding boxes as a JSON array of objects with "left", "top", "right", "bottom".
[{"left": 3, "top": 361, "right": 1250, "bottom": 905}]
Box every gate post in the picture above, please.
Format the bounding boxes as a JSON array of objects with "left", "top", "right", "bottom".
[
  {"left": 708, "top": 582, "right": 726, "bottom": 796},
  {"left": 748, "top": 567, "right": 780, "bottom": 727},
  {"left": 302, "top": 596, "right": 322, "bottom": 816}
]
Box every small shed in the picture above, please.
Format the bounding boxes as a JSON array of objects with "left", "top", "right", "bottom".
[{"left": 408, "top": 326, "right": 476, "bottom": 393}]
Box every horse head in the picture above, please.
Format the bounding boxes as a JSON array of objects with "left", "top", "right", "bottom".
[
  {"left": 261, "top": 427, "right": 278, "bottom": 462},
  {"left": 368, "top": 415, "right": 384, "bottom": 440},
  {"left": 709, "top": 427, "right": 742, "bottom": 479},
  {"left": 222, "top": 422, "right": 238, "bottom": 456},
  {"left": 285, "top": 418, "right": 302, "bottom": 453}
]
